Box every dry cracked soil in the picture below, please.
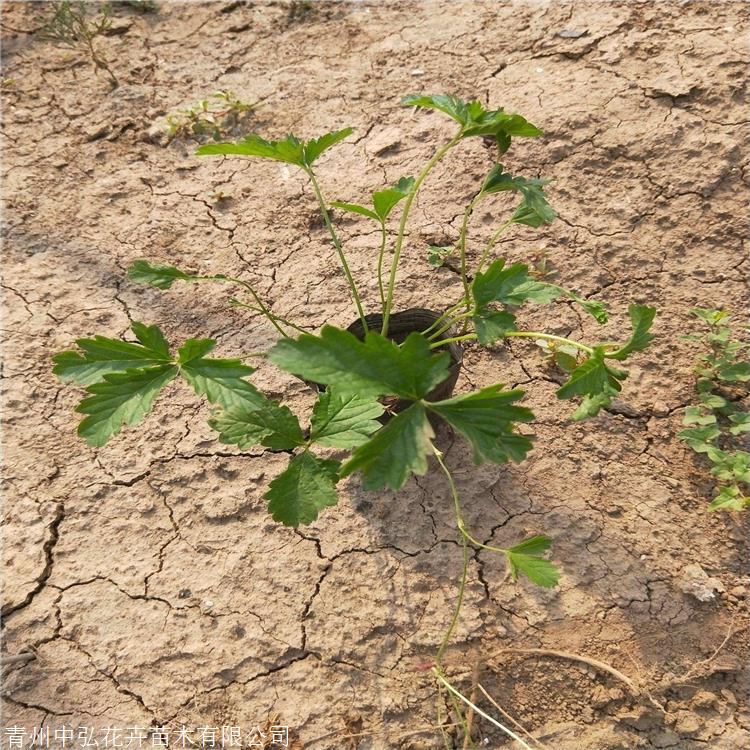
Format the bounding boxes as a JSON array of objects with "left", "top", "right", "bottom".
[{"left": 2, "top": 1, "right": 749, "bottom": 748}]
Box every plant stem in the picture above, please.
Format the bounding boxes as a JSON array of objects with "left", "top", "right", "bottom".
[
  {"left": 427, "top": 311, "right": 474, "bottom": 342},
  {"left": 305, "top": 168, "right": 368, "bottom": 332},
  {"left": 456, "top": 522, "right": 508, "bottom": 554},
  {"left": 376, "top": 222, "right": 387, "bottom": 313},
  {"left": 429, "top": 334, "right": 477, "bottom": 349},
  {"left": 432, "top": 448, "right": 469, "bottom": 668},
  {"left": 433, "top": 670, "right": 535, "bottom": 750},
  {"left": 448, "top": 692, "right": 476, "bottom": 750},
  {"left": 459, "top": 193, "right": 482, "bottom": 309},
  {"left": 193, "top": 275, "right": 298, "bottom": 337},
  {"left": 382, "top": 132, "right": 463, "bottom": 336},
  {"left": 421, "top": 301, "right": 468, "bottom": 336},
  {"left": 477, "top": 218, "right": 514, "bottom": 274},
  {"left": 505, "top": 331, "right": 594, "bottom": 355},
  {"left": 227, "top": 298, "right": 306, "bottom": 336}
]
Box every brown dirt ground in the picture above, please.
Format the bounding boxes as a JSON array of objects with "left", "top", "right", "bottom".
[{"left": 2, "top": 1, "right": 749, "bottom": 748}]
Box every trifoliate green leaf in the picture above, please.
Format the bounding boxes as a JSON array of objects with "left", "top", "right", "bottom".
[
  {"left": 472, "top": 260, "right": 532, "bottom": 307},
  {"left": 53, "top": 322, "right": 173, "bottom": 386},
  {"left": 710, "top": 450, "right": 750, "bottom": 484},
  {"left": 264, "top": 451, "right": 341, "bottom": 527},
  {"left": 177, "top": 339, "right": 260, "bottom": 409},
  {"left": 401, "top": 93, "right": 473, "bottom": 123},
  {"left": 372, "top": 176, "right": 414, "bottom": 221},
  {"left": 472, "top": 309, "right": 517, "bottom": 345},
  {"left": 718, "top": 361, "right": 750, "bottom": 382},
  {"left": 678, "top": 425, "right": 721, "bottom": 452},
  {"left": 708, "top": 485, "right": 749, "bottom": 512},
  {"left": 401, "top": 94, "right": 542, "bottom": 145},
  {"left": 128, "top": 260, "right": 199, "bottom": 289},
  {"left": 557, "top": 349, "right": 628, "bottom": 401},
  {"left": 505, "top": 536, "right": 558, "bottom": 587},
  {"left": 428, "top": 385, "right": 534, "bottom": 464},
  {"left": 729, "top": 412, "right": 750, "bottom": 435},
  {"left": 683, "top": 406, "right": 717, "bottom": 426},
  {"left": 607, "top": 305, "right": 657, "bottom": 361},
  {"left": 196, "top": 128, "right": 352, "bottom": 168},
  {"left": 543, "top": 343, "right": 579, "bottom": 373},
  {"left": 511, "top": 191, "right": 557, "bottom": 227},
  {"left": 269, "top": 326, "right": 450, "bottom": 400},
  {"left": 480, "top": 164, "right": 556, "bottom": 226},
  {"left": 209, "top": 397, "right": 305, "bottom": 451},
  {"left": 76, "top": 364, "right": 178, "bottom": 446},
  {"left": 575, "top": 297, "right": 609, "bottom": 325},
  {"left": 310, "top": 389, "right": 384, "bottom": 448},
  {"left": 340, "top": 403, "right": 434, "bottom": 490},
  {"left": 699, "top": 392, "right": 727, "bottom": 409},
  {"left": 472, "top": 260, "right": 606, "bottom": 323},
  {"left": 690, "top": 308, "right": 727, "bottom": 326}
]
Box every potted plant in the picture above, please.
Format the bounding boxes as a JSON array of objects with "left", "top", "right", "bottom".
[{"left": 53, "top": 93, "right": 655, "bottom": 740}]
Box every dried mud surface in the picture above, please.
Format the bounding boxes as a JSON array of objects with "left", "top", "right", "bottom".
[{"left": 2, "top": 1, "right": 749, "bottom": 748}]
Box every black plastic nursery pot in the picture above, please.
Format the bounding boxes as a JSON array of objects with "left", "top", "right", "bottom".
[{"left": 309, "top": 307, "right": 464, "bottom": 423}]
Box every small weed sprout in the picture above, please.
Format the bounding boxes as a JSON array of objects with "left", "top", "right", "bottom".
[
  {"left": 36, "top": 1, "right": 119, "bottom": 88},
  {"left": 163, "top": 90, "right": 261, "bottom": 141},
  {"left": 679, "top": 308, "right": 750, "bottom": 510}
]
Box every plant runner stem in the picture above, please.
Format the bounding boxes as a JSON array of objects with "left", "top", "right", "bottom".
[
  {"left": 459, "top": 193, "right": 482, "bottom": 310},
  {"left": 432, "top": 447, "right": 469, "bottom": 668},
  {"left": 376, "top": 223, "right": 387, "bottom": 312},
  {"left": 227, "top": 299, "right": 307, "bottom": 336},
  {"left": 421, "top": 301, "right": 468, "bottom": 336},
  {"left": 427, "top": 311, "right": 474, "bottom": 342},
  {"left": 195, "top": 275, "right": 300, "bottom": 337},
  {"left": 429, "top": 334, "right": 477, "bottom": 349},
  {"left": 477, "top": 218, "right": 514, "bottom": 274},
  {"left": 505, "top": 331, "right": 594, "bottom": 354},
  {"left": 306, "top": 169, "right": 368, "bottom": 332},
  {"left": 382, "top": 132, "right": 463, "bottom": 336}
]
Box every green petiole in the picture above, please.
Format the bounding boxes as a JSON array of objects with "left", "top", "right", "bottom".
[
  {"left": 505, "top": 331, "right": 594, "bottom": 355},
  {"left": 382, "top": 131, "right": 463, "bottom": 336},
  {"left": 458, "top": 193, "right": 483, "bottom": 309},
  {"left": 376, "top": 222, "right": 387, "bottom": 312},
  {"left": 476, "top": 218, "right": 514, "bottom": 274},
  {"left": 305, "top": 167, "right": 368, "bottom": 332}
]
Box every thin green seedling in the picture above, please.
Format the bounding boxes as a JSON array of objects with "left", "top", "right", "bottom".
[
  {"left": 36, "top": 1, "right": 118, "bottom": 88},
  {"left": 679, "top": 308, "right": 750, "bottom": 510}
]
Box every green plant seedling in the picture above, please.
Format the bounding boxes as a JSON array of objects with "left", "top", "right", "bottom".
[
  {"left": 163, "top": 90, "right": 261, "bottom": 141},
  {"left": 679, "top": 308, "right": 750, "bottom": 510},
  {"left": 36, "top": 1, "right": 118, "bottom": 88},
  {"left": 54, "top": 94, "right": 657, "bottom": 744}
]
